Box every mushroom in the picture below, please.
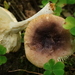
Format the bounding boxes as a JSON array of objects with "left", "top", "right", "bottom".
[
  {"left": 0, "top": 7, "right": 21, "bottom": 53},
  {"left": 0, "top": 3, "right": 53, "bottom": 53},
  {"left": 24, "top": 14, "right": 74, "bottom": 68}
]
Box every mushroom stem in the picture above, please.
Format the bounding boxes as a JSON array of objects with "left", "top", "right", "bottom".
[{"left": 10, "top": 3, "right": 54, "bottom": 33}]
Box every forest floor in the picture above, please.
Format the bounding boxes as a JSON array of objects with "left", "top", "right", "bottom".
[{"left": 0, "top": 0, "right": 75, "bottom": 75}]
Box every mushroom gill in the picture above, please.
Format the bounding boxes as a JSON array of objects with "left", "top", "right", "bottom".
[{"left": 24, "top": 14, "right": 74, "bottom": 68}]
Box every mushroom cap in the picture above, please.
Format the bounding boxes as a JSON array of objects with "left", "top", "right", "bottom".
[
  {"left": 24, "top": 14, "right": 74, "bottom": 68},
  {"left": 0, "top": 7, "right": 17, "bottom": 32},
  {"left": 0, "top": 7, "right": 21, "bottom": 53}
]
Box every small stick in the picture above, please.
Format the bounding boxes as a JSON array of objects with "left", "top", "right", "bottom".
[{"left": 8, "top": 69, "right": 43, "bottom": 75}]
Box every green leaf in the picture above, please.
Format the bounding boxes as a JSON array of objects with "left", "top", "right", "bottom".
[
  {"left": 53, "top": 69, "right": 64, "bottom": 75},
  {"left": 0, "top": 56, "right": 7, "bottom": 65},
  {"left": 70, "top": 27, "right": 75, "bottom": 35},
  {"left": 43, "top": 59, "right": 55, "bottom": 70},
  {"left": 63, "top": 16, "right": 75, "bottom": 29},
  {"left": 0, "top": 45, "right": 7, "bottom": 55},
  {"left": 49, "top": 59, "right": 55, "bottom": 68},
  {"left": 43, "top": 62, "right": 51, "bottom": 70},
  {"left": 4, "top": 1, "right": 10, "bottom": 9},
  {"left": 44, "top": 71, "right": 53, "bottom": 75},
  {"left": 56, "top": 0, "right": 67, "bottom": 7},
  {"left": 42, "top": 0, "right": 57, "bottom": 6},
  {"left": 66, "top": 16, "right": 75, "bottom": 24},
  {"left": 53, "top": 62, "right": 65, "bottom": 69},
  {"left": 63, "top": 24, "right": 74, "bottom": 29},
  {"left": 53, "top": 62, "right": 65, "bottom": 75},
  {"left": 67, "top": 0, "right": 75, "bottom": 4},
  {"left": 43, "top": 59, "right": 65, "bottom": 75},
  {"left": 73, "top": 12, "right": 75, "bottom": 16},
  {"left": 49, "top": 0, "right": 57, "bottom": 3},
  {"left": 54, "top": 6, "right": 62, "bottom": 16},
  {"left": 42, "top": 0, "right": 49, "bottom": 6}
]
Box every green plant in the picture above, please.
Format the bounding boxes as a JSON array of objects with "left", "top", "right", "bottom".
[
  {"left": 4, "top": 1, "right": 10, "bottom": 9},
  {"left": 0, "top": 45, "right": 7, "bottom": 65},
  {"left": 43, "top": 59, "right": 65, "bottom": 75},
  {"left": 41, "top": 0, "right": 75, "bottom": 16},
  {"left": 63, "top": 16, "right": 75, "bottom": 36},
  {"left": 73, "top": 12, "right": 75, "bottom": 16}
]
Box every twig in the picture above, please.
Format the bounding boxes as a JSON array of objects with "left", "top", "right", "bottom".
[
  {"left": 8, "top": 69, "right": 43, "bottom": 75},
  {"left": 29, "top": 0, "right": 40, "bottom": 11},
  {"left": 10, "top": 4, "right": 24, "bottom": 21},
  {"left": 71, "top": 68, "right": 75, "bottom": 70},
  {"left": 72, "top": 54, "right": 75, "bottom": 56},
  {"left": 10, "top": 0, "right": 26, "bottom": 20},
  {"left": 14, "top": 0, "right": 26, "bottom": 19}
]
